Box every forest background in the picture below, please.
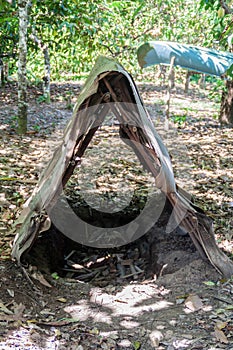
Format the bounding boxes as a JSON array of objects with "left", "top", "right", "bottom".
[
  {"left": 1, "top": 0, "right": 233, "bottom": 119},
  {"left": 0, "top": 2, "right": 233, "bottom": 348}
]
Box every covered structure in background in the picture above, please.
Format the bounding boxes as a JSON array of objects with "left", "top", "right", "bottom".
[
  {"left": 12, "top": 56, "right": 233, "bottom": 278},
  {"left": 137, "top": 41, "right": 233, "bottom": 76},
  {"left": 137, "top": 41, "right": 233, "bottom": 124}
]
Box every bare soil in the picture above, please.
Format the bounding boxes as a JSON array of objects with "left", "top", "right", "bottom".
[{"left": 0, "top": 78, "right": 232, "bottom": 349}]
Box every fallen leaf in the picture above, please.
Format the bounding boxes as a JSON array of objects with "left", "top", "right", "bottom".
[
  {"left": 89, "top": 327, "right": 99, "bottom": 335},
  {"left": 31, "top": 271, "right": 52, "bottom": 288},
  {"left": 214, "top": 328, "right": 228, "bottom": 344},
  {"left": 184, "top": 294, "right": 203, "bottom": 312},
  {"left": 56, "top": 297, "right": 67, "bottom": 303},
  {"left": 0, "top": 302, "right": 25, "bottom": 322},
  {"left": 7, "top": 289, "right": 15, "bottom": 298},
  {"left": 133, "top": 340, "right": 141, "bottom": 350},
  {"left": 215, "top": 321, "right": 228, "bottom": 330},
  {"left": 226, "top": 305, "right": 233, "bottom": 310},
  {"left": 0, "top": 302, "right": 13, "bottom": 315},
  {"left": 149, "top": 330, "right": 164, "bottom": 347},
  {"left": 0, "top": 193, "right": 10, "bottom": 206},
  {"left": 203, "top": 281, "right": 215, "bottom": 286},
  {"left": 13, "top": 303, "right": 25, "bottom": 316},
  {"left": 54, "top": 329, "right": 61, "bottom": 337}
]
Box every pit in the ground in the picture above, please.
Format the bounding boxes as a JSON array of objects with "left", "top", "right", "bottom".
[{"left": 23, "top": 199, "right": 196, "bottom": 287}]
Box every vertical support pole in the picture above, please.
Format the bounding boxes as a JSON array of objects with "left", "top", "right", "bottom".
[
  {"left": 184, "top": 70, "right": 191, "bottom": 93},
  {"left": 165, "top": 56, "right": 175, "bottom": 130},
  {"left": 198, "top": 74, "right": 205, "bottom": 89}
]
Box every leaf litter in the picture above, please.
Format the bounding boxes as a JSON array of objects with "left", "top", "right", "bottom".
[{"left": 0, "top": 80, "right": 232, "bottom": 349}]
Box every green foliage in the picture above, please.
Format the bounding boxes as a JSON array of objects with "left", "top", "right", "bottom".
[
  {"left": 0, "top": 1, "right": 18, "bottom": 60},
  {"left": 51, "top": 272, "right": 59, "bottom": 280},
  {"left": 1, "top": 0, "right": 233, "bottom": 82},
  {"left": 36, "top": 95, "right": 48, "bottom": 103},
  {"left": 27, "top": 0, "right": 225, "bottom": 79},
  {"left": 8, "top": 114, "right": 18, "bottom": 129},
  {"left": 133, "top": 340, "right": 141, "bottom": 350},
  {"left": 227, "top": 62, "right": 233, "bottom": 76},
  {"left": 199, "top": 0, "right": 233, "bottom": 49},
  {"left": 171, "top": 114, "right": 187, "bottom": 125},
  {"left": 203, "top": 280, "right": 216, "bottom": 286},
  {"left": 208, "top": 78, "right": 226, "bottom": 102}
]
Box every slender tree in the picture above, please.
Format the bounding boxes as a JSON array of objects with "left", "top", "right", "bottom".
[
  {"left": 18, "top": 0, "right": 30, "bottom": 134},
  {"left": 220, "top": 80, "right": 233, "bottom": 125},
  {"left": 200, "top": 0, "right": 233, "bottom": 125},
  {"left": 219, "top": 1, "right": 233, "bottom": 125}
]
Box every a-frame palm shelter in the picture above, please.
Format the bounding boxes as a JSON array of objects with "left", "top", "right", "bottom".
[{"left": 12, "top": 56, "right": 233, "bottom": 278}]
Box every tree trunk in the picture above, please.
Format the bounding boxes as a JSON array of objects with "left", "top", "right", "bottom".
[
  {"left": 42, "top": 46, "right": 51, "bottom": 103},
  {"left": 0, "top": 59, "right": 5, "bottom": 87},
  {"left": 17, "top": 0, "right": 30, "bottom": 134},
  {"left": 220, "top": 80, "right": 233, "bottom": 125}
]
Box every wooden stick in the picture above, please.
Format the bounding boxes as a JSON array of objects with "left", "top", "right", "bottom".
[{"left": 165, "top": 56, "right": 175, "bottom": 130}]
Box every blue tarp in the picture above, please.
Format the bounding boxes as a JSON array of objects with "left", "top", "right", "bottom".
[{"left": 137, "top": 41, "right": 233, "bottom": 76}]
